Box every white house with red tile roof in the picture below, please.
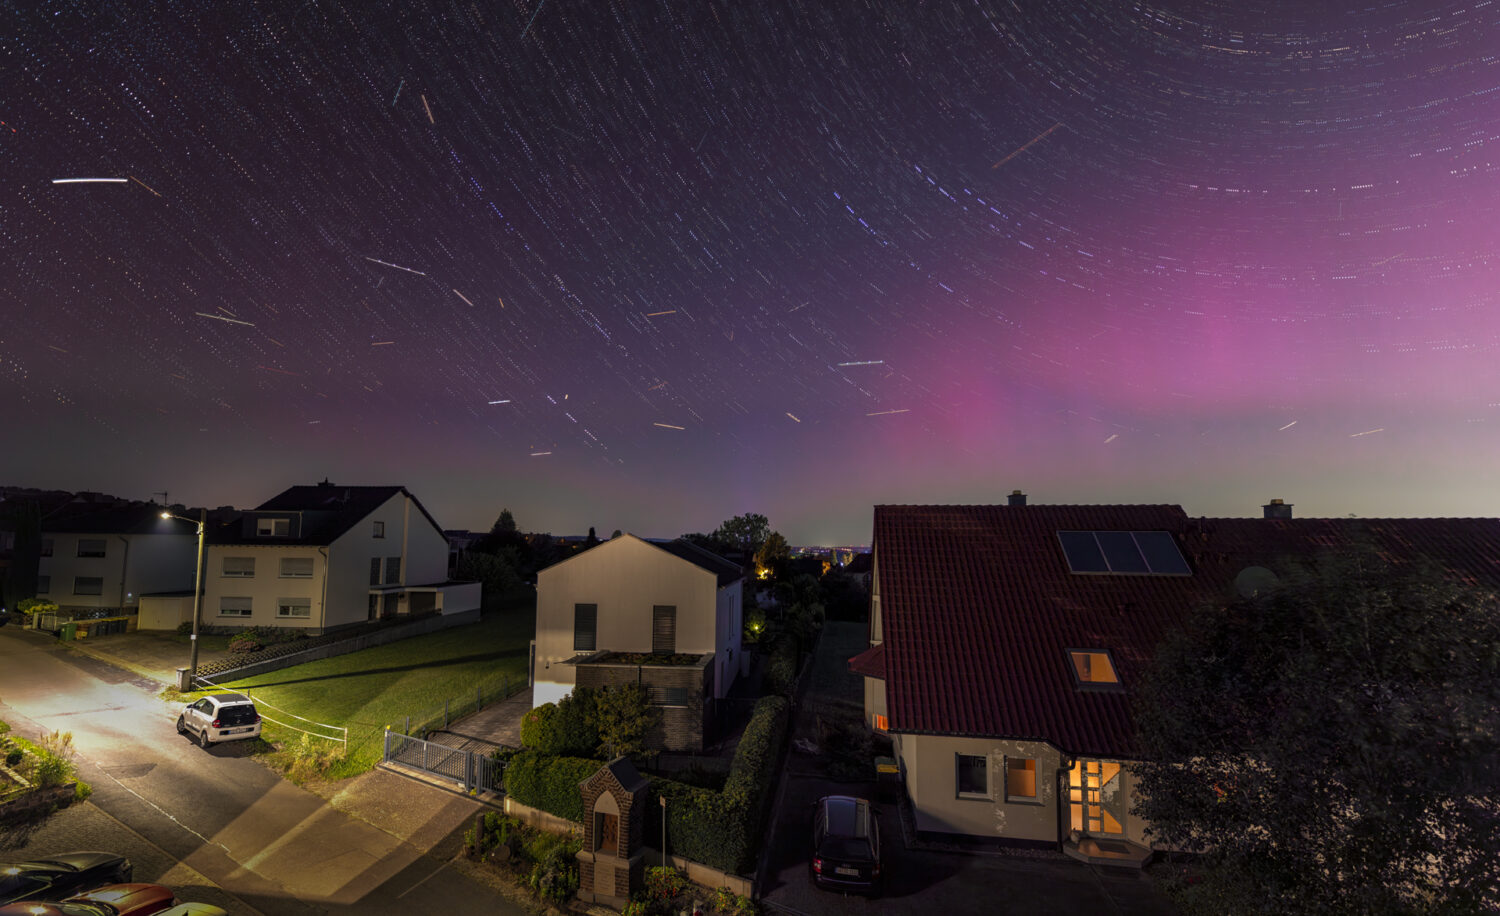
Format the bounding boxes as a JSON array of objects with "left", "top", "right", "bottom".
[{"left": 858, "top": 498, "right": 1500, "bottom": 865}]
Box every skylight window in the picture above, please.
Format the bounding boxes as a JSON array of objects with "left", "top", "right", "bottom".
[
  {"left": 1068, "top": 650, "right": 1121, "bottom": 689},
  {"left": 1057, "top": 531, "right": 1191, "bottom": 575}
]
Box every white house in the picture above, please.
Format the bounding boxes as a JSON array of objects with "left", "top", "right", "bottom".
[
  {"left": 37, "top": 500, "right": 198, "bottom": 614},
  {"left": 172, "top": 483, "right": 479, "bottom": 635},
  {"left": 532, "top": 534, "right": 744, "bottom": 747}
]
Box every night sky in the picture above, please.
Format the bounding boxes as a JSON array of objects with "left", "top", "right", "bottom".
[{"left": 4, "top": 1, "right": 1498, "bottom": 545}]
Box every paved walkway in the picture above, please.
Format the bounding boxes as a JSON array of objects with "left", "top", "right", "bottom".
[
  {"left": 424, "top": 686, "right": 532, "bottom": 752},
  {"left": 58, "top": 627, "right": 235, "bottom": 686}
]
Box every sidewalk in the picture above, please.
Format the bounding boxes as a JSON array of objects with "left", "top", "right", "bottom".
[{"left": 56, "top": 627, "right": 234, "bottom": 687}]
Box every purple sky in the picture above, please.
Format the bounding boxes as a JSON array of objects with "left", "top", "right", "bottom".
[{"left": 4, "top": 2, "right": 1497, "bottom": 545}]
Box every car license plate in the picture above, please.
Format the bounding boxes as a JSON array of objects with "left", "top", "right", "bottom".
[{"left": 835, "top": 866, "right": 858, "bottom": 877}]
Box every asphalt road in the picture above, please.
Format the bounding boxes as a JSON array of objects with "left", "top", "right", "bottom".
[{"left": 0, "top": 626, "right": 527, "bottom": 915}]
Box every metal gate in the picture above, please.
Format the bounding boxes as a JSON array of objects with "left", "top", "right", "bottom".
[{"left": 383, "top": 730, "right": 502, "bottom": 793}]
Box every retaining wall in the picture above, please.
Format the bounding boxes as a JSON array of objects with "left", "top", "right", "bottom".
[{"left": 198, "top": 611, "right": 473, "bottom": 685}]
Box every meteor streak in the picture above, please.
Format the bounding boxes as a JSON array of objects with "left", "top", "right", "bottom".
[
  {"left": 52, "top": 177, "right": 127, "bottom": 184},
  {"left": 1278, "top": 420, "right": 1297, "bottom": 431},
  {"left": 195, "top": 312, "right": 256, "bottom": 326},
  {"left": 992, "top": 122, "right": 1063, "bottom": 169},
  {"left": 363, "top": 256, "right": 427, "bottom": 276},
  {"left": 653, "top": 422, "right": 685, "bottom": 430}
]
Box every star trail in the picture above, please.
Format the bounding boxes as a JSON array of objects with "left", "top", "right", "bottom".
[{"left": 3, "top": 1, "right": 1498, "bottom": 543}]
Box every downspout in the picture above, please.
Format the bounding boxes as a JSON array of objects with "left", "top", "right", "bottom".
[
  {"left": 116, "top": 535, "right": 130, "bottom": 612},
  {"left": 318, "top": 547, "right": 330, "bottom": 629},
  {"left": 1056, "top": 754, "right": 1076, "bottom": 852}
]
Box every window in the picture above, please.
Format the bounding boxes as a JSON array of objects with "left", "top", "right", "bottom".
[
  {"left": 956, "top": 754, "right": 988, "bottom": 798},
  {"left": 873, "top": 714, "right": 889, "bottom": 732},
  {"left": 37, "top": 576, "right": 50, "bottom": 595},
  {"left": 574, "top": 603, "right": 597, "bottom": 651},
  {"left": 220, "top": 596, "right": 253, "bottom": 617},
  {"left": 222, "top": 556, "right": 256, "bottom": 578},
  {"left": 277, "top": 598, "right": 312, "bottom": 619},
  {"left": 280, "top": 557, "right": 314, "bottom": 578},
  {"left": 370, "top": 557, "right": 382, "bottom": 586},
  {"left": 40, "top": 538, "right": 53, "bottom": 558},
  {"left": 74, "top": 576, "right": 104, "bottom": 596},
  {"left": 652, "top": 605, "right": 677, "bottom": 654},
  {"left": 384, "top": 557, "right": 401, "bottom": 585},
  {"left": 373, "top": 520, "right": 385, "bottom": 538},
  {"left": 650, "top": 686, "right": 690, "bottom": 706},
  {"left": 257, "top": 517, "right": 290, "bottom": 537},
  {"left": 1006, "top": 757, "right": 1038, "bottom": 802},
  {"left": 77, "top": 538, "right": 107, "bottom": 558},
  {"left": 1069, "top": 650, "right": 1122, "bottom": 688}
]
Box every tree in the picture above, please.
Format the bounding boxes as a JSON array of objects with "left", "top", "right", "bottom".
[
  {"left": 753, "top": 530, "right": 790, "bottom": 578},
  {"left": 455, "top": 549, "right": 524, "bottom": 608},
  {"left": 588, "top": 683, "right": 660, "bottom": 760},
  {"left": 585, "top": 527, "right": 599, "bottom": 547},
  {"left": 492, "top": 509, "right": 517, "bottom": 534},
  {"left": 1132, "top": 549, "right": 1500, "bottom": 915},
  {"left": 713, "top": 513, "right": 770, "bottom": 560}
]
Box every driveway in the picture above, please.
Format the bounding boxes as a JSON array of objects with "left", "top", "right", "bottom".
[
  {"left": 0, "top": 625, "right": 527, "bottom": 914},
  {"left": 758, "top": 622, "right": 1177, "bottom": 916}
]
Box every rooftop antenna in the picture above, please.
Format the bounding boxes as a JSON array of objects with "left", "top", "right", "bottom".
[{"left": 153, "top": 491, "right": 169, "bottom": 506}]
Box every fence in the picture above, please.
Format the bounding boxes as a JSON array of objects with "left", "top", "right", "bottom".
[
  {"left": 194, "top": 674, "right": 347, "bottom": 745},
  {"left": 395, "top": 677, "right": 523, "bottom": 738},
  {"left": 383, "top": 731, "right": 503, "bottom": 793}
]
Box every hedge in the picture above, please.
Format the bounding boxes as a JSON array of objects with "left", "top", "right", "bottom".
[
  {"left": 510, "top": 696, "right": 792, "bottom": 875},
  {"left": 504, "top": 752, "right": 603, "bottom": 824},
  {"left": 762, "top": 636, "right": 798, "bottom": 696}
]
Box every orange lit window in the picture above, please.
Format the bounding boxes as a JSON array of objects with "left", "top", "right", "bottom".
[
  {"left": 874, "top": 714, "right": 889, "bottom": 732},
  {"left": 1068, "top": 650, "right": 1121, "bottom": 687}
]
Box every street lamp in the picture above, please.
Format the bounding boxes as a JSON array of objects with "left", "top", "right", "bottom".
[{"left": 161, "top": 507, "right": 206, "bottom": 687}]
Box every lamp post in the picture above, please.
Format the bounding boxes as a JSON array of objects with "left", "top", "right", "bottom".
[{"left": 161, "top": 507, "right": 206, "bottom": 686}]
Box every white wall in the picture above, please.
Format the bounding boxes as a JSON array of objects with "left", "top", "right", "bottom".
[
  {"left": 900, "top": 734, "right": 1064, "bottom": 842},
  {"left": 713, "top": 581, "right": 743, "bottom": 698},
  {"left": 325, "top": 491, "right": 451, "bottom": 629},
  {"left": 533, "top": 535, "right": 721, "bottom": 707},
  {"left": 38, "top": 532, "right": 195, "bottom": 610},
  {"left": 121, "top": 534, "right": 198, "bottom": 606},
  {"left": 202, "top": 546, "right": 328, "bottom": 630}
]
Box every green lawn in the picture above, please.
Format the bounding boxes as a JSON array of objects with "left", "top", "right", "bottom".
[{"left": 191, "top": 603, "right": 534, "bottom": 778}]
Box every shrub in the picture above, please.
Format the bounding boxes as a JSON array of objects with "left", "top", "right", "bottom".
[
  {"left": 34, "top": 731, "right": 76, "bottom": 787},
  {"left": 762, "top": 636, "right": 798, "bottom": 696},
  {"left": 589, "top": 683, "right": 659, "bottom": 760},
  {"left": 520, "top": 688, "right": 599, "bottom": 756},
  {"left": 5, "top": 749, "right": 22, "bottom": 768},
  {"left": 227, "top": 631, "right": 264, "bottom": 653},
  {"left": 16, "top": 598, "right": 58, "bottom": 618},
  {"left": 175, "top": 620, "right": 193, "bottom": 636},
  {"left": 526, "top": 832, "right": 580, "bottom": 904},
  {"left": 503, "top": 751, "right": 602, "bottom": 823},
  {"left": 644, "top": 866, "right": 687, "bottom": 905},
  {"left": 621, "top": 901, "right": 651, "bottom": 916}
]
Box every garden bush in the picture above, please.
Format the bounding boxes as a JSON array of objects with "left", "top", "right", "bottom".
[
  {"left": 526, "top": 831, "right": 581, "bottom": 904},
  {"left": 504, "top": 751, "right": 603, "bottom": 823},
  {"left": 761, "top": 636, "right": 799, "bottom": 697},
  {"left": 519, "top": 687, "right": 599, "bottom": 756}
]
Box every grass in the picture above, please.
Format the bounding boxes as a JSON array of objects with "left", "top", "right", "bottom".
[{"left": 179, "top": 599, "right": 535, "bottom": 780}]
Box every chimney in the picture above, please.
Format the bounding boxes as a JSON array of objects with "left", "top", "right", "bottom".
[
  {"left": 1263, "top": 498, "right": 1293, "bottom": 520},
  {"left": 1008, "top": 490, "right": 1027, "bottom": 507}
]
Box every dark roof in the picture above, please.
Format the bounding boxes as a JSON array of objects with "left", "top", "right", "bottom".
[
  {"left": 848, "top": 644, "right": 885, "bottom": 680},
  {"left": 208, "top": 484, "right": 445, "bottom": 546},
  {"left": 41, "top": 502, "right": 198, "bottom": 536},
  {"left": 604, "top": 755, "right": 647, "bottom": 792},
  {"left": 653, "top": 538, "right": 744, "bottom": 587},
  {"left": 873, "top": 504, "right": 1500, "bottom": 759}
]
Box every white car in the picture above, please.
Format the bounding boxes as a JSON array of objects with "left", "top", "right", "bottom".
[{"left": 177, "top": 693, "right": 261, "bottom": 747}]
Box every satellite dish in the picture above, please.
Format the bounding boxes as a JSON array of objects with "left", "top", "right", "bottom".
[{"left": 1234, "top": 566, "right": 1279, "bottom": 599}]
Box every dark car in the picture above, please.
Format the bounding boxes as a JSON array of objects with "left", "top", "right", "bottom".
[
  {"left": 0, "top": 853, "right": 132, "bottom": 905},
  {"left": 810, "top": 795, "right": 882, "bottom": 896}
]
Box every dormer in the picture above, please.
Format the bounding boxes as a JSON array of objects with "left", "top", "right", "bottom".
[{"left": 248, "top": 513, "right": 299, "bottom": 539}]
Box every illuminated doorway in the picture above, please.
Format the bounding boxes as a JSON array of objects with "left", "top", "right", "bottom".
[{"left": 1068, "top": 759, "right": 1126, "bottom": 836}]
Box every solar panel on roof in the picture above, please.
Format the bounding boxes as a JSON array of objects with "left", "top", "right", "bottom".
[
  {"left": 1096, "top": 531, "right": 1149, "bottom": 572},
  {"left": 1058, "top": 530, "right": 1192, "bottom": 575},
  {"left": 1134, "top": 531, "right": 1191, "bottom": 575},
  {"left": 1058, "top": 531, "right": 1109, "bottom": 572}
]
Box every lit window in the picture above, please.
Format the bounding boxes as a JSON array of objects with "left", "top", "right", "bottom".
[
  {"left": 956, "top": 754, "right": 988, "bottom": 798},
  {"left": 1069, "top": 650, "right": 1121, "bottom": 688},
  {"left": 874, "top": 714, "right": 889, "bottom": 732},
  {"left": 1006, "top": 757, "right": 1037, "bottom": 801},
  {"left": 220, "top": 597, "right": 252, "bottom": 617}
]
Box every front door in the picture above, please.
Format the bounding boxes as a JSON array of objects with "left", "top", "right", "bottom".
[{"left": 1068, "top": 759, "right": 1126, "bottom": 836}]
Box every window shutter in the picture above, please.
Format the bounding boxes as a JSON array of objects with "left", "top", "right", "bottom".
[
  {"left": 652, "top": 605, "right": 676, "bottom": 654},
  {"left": 280, "top": 557, "right": 314, "bottom": 578},
  {"left": 385, "top": 557, "right": 401, "bottom": 585},
  {"left": 370, "top": 557, "right": 382, "bottom": 586},
  {"left": 574, "top": 603, "right": 597, "bottom": 651}
]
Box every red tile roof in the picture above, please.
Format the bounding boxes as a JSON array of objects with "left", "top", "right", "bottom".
[
  {"left": 848, "top": 644, "right": 885, "bottom": 679},
  {"left": 871, "top": 504, "right": 1500, "bottom": 759}
]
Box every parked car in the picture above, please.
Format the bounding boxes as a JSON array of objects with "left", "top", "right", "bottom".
[
  {"left": 155, "top": 905, "right": 228, "bottom": 916},
  {"left": 0, "top": 853, "right": 131, "bottom": 905},
  {"left": 59, "top": 881, "right": 174, "bottom": 916},
  {"left": 810, "top": 795, "right": 882, "bottom": 896},
  {"left": 176, "top": 693, "right": 260, "bottom": 748}
]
